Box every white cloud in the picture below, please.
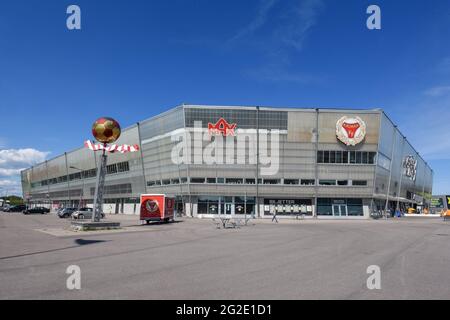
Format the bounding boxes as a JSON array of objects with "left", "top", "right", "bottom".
[
  {"left": 228, "top": 0, "right": 325, "bottom": 83},
  {"left": 229, "top": 0, "right": 279, "bottom": 43},
  {"left": 424, "top": 86, "right": 450, "bottom": 97},
  {"left": 0, "top": 148, "right": 49, "bottom": 168},
  {"left": 0, "top": 168, "right": 24, "bottom": 176},
  {"left": 0, "top": 179, "right": 18, "bottom": 187},
  {"left": 229, "top": 0, "right": 323, "bottom": 52},
  {"left": 274, "top": 0, "right": 324, "bottom": 52},
  {"left": 0, "top": 148, "right": 49, "bottom": 196}
]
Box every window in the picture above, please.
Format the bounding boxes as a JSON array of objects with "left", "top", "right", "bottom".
[
  {"left": 206, "top": 178, "right": 216, "bottom": 183},
  {"left": 147, "top": 181, "right": 156, "bottom": 186},
  {"left": 319, "top": 180, "right": 336, "bottom": 186},
  {"left": 317, "top": 151, "right": 324, "bottom": 163},
  {"left": 350, "top": 151, "right": 356, "bottom": 164},
  {"left": 336, "top": 151, "right": 342, "bottom": 163},
  {"left": 217, "top": 178, "right": 225, "bottom": 184},
  {"left": 362, "top": 152, "right": 368, "bottom": 164},
  {"left": 337, "top": 180, "right": 348, "bottom": 186},
  {"left": 162, "top": 179, "right": 170, "bottom": 185},
  {"left": 352, "top": 180, "right": 368, "bottom": 186},
  {"left": 343, "top": 151, "right": 349, "bottom": 163},
  {"left": 190, "top": 177, "right": 205, "bottom": 183},
  {"left": 245, "top": 178, "right": 256, "bottom": 184},
  {"left": 69, "top": 172, "right": 81, "bottom": 181},
  {"left": 83, "top": 168, "right": 97, "bottom": 178},
  {"left": 323, "top": 151, "right": 330, "bottom": 163},
  {"left": 318, "top": 151, "right": 377, "bottom": 165},
  {"left": 330, "top": 151, "right": 336, "bottom": 163},
  {"left": 106, "top": 164, "right": 118, "bottom": 174},
  {"left": 347, "top": 199, "right": 363, "bottom": 216},
  {"left": 284, "top": 179, "right": 299, "bottom": 185},
  {"left": 356, "top": 152, "right": 362, "bottom": 164},
  {"left": 263, "top": 179, "right": 281, "bottom": 184},
  {"left": 226, "top": 178, "right": 244, "bottom": 184},
  {"left": 317, "top": 198, "right": 332, "bottom": 216},
  {"left": 171, "top": 178, "right": 180, "bottom": 184},
  {"left": 117, "top": 161, "right": 130, "bottom": 173},
  {"left": 368, "top": 152, "right": 376, "bottom": 164},
  {"left": 198, "top": 196, "right": 219, "bottom": 214},
  {"left": 301, "top": 179, "right": 315, "bottom": 186},
  {"left": 180, "top": 177, "right": 188, "bottom": 183}
]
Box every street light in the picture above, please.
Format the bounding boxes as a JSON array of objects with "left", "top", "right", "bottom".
[{"left": 70, "top": 166, "right": 85, "bottom": 211}]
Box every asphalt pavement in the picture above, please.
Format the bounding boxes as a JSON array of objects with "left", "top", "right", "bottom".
[{"left": 0, "top": 212, "right": 449, "bottom": 299}]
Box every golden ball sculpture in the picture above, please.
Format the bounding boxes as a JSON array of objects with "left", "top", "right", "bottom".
[{"left": 91, "top": 117, "right": 121, "bottom": 144}]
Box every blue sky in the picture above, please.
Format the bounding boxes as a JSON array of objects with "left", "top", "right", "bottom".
[{"left": 0, "top": 0, "right": 449, "bottom": 195}]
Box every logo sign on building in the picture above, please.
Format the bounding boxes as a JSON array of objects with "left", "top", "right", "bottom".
[
  {"left": 336, "top": 116, "right": 367, "bottom": 146},
  {"left": 431, "top": 197, "right": 444, "bottom": 209},
  {"left": 403, "top": 155, "right": 417, "bottom": 181},
  {"left": 208, "top": 118, "right": 237, "bottom": 136}
]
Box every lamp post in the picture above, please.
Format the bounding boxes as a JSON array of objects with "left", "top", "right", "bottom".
[{"left": 70, "top": 166, "right": 85, "bottom": 211}]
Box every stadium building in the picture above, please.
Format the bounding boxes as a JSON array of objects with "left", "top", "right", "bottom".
[{"left": 21, "top": 105, "right": 434, "bottom": 219}]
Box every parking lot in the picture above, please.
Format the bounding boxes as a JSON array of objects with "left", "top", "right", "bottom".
[{"left": 1, "top": 212, "right": 450, "bottom": 299}]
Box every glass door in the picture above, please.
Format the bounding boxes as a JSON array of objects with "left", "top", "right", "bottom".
[
  {"left": 332, "top": 204, "right": 348, "bottom": 217},
  {"left": 225, "top": 202, "right": 232, "bottom": 215}
]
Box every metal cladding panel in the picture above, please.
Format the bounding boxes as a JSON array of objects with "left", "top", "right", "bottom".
[
  {"left": 139, "top": 107, "right": 185, "bottom": 141},
  {"left": 45, "top": 155, "right": 67, "bottom": 180},
  {"left": 375, "top": 113, "right": 433, "bottom": 200},
  {"left": 287, "top": 111, "right": 317, "bottom": 143},
  {"left": 66, "top": 146, "right": 97, "bottom": 173},
  {"left": 30, "top": 163, "right": 48, "bottom": 182}
]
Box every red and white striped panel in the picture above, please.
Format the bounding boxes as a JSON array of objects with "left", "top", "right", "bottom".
[{"left": 84, "top": 140, "right": 140, "bottom": 153}]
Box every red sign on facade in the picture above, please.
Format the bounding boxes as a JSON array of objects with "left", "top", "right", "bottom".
[{"left": 208, "top": 118, "right": 237, "bottom": 136}]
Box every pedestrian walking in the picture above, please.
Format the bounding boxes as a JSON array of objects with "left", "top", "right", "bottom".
[{"left": 272, "top": 208, "right": 278, "bottom": 223}]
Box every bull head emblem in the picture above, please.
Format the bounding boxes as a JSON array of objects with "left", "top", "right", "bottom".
[
  {"left": 145, "top": 200, "right": 159, "bottom": 213},
  {"left": 342, "top": 122, "right": 361, "bottom": 139}
]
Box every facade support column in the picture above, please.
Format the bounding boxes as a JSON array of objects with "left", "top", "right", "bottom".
[
  {"left": 384, "top": 125, "right": 397, "bottom": 216},
  {"left": 313, "top": 108, "right": 319, "bottom": 218}
]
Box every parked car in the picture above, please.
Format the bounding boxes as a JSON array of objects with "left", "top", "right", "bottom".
[
  {"left": 57, "top": 207, "right": 76, "bottom": 218},
  {"left": 8, "top": 205, "right": 26, "bottom": 212},
  {"left": 72, "top": 207, "right": 104, "bottom": 220},
  {"left": 23, "top": 207, "right": 50, "bottom": 214}
]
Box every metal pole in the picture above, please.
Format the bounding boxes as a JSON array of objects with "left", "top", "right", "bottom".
[
  {"left": 45, "top": 160, "right": 51, "bottom": 211},
  {"left": 371, "top": 111, "right": 383, "bottom": 214},
  {"left": 421, "top": 161, "right": 426, "bottom": 212},
  {"left": 92, "top": 148, "right": 108, "bottom": 222},
  {"left": 64, "top": 152, "right": 71, "bottom": 208},
  {"left": 255, "top": 106, "right": 260, "bottom": 218},
  {"left": 136, "top": 122, "right": 147, "bottom": 195},
  {"left": 396, "top": 137, "right": 407, "bottom": 211},
  {"left": 384, "top": 125, "right": 397, "bottom": 218},
  {"left": 70, "top": 166, "right": 85, "bottom": 211},
  {"left": 181, "top": 106, "right": 193, "bottom": 217},
  {"left": 244, "top": 190, "right": 247, "bottom": 225}
]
